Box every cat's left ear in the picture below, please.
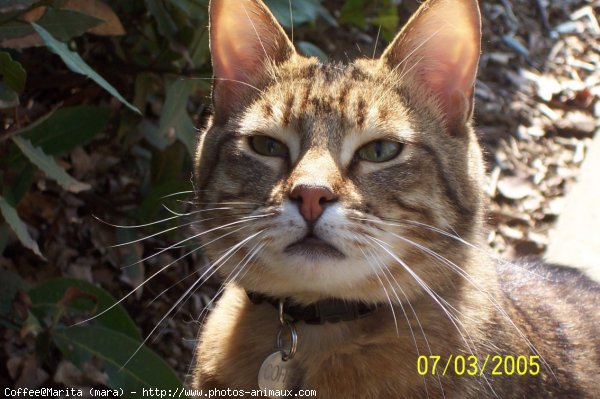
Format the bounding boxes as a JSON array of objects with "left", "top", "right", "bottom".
[
  {"left": 380, "top": 0, "right": 481, "bottom": 134},
  {"left": 209, "top": 0, "right": 295, "bottom": 123}
]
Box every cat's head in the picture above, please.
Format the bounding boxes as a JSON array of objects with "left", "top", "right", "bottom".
[{"left": 194, "top": 0, "right": 484, "bottom": 304}]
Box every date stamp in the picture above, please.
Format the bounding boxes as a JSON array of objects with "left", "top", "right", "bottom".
[{"left": 416, "top": 355, "right": 540, "bottom": 377}]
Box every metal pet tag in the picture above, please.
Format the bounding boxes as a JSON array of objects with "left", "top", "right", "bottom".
[{"left": 258, "top": 352, "right": 297, "bottom": 397}]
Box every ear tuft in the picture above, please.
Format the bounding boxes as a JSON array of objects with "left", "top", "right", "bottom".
[
  {"left": 381, "top": 0, "right": 481, "bottom": 133},
  {"left": 209, "top": 0, "right": 295, "bottom": 123}
]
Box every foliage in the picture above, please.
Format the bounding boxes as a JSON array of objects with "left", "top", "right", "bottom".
[
  {"left": 340, "top": 0, "right": 401, "bottom": 41},
  {"left": 1, "top": 272, "right": 181, "bottom": 395},
  {"left": 1, "top": 0, "right": 216, "bottom": 390}
]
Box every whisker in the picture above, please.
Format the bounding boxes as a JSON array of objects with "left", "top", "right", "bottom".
[
  {"left": 150, "top": 236, "right": 265, "bottom": 343},
  {"left": 108, "top": 217, "right": 217, "bottom": 248},
  {"left": 242, "top": 3, "right": 269, "bottom": 66},
  {"left": 193, "top": 201, "right": 263, "bottom": 206},
  {"left": 372, "top": 25, "right": 381, "bottom": 59},
  {"left": 391, "top": 26, "right": 444, "bottom": 76},
  {"left": 161, "top": 203, "right": 191, "bottom": 217},
  {"left": 121, "top": 230, "right": 266, "bottom": 369},
  {"left": 161, "top": 190, "right": 195, "bottom": 198},
  {"left": 373, "top": 234, "right": 496, "bottom": 396},
  {"left": 195, "top": 240, "right": 266, "bottom": 324},
  {"left": 71, "top": 224, "right": 252, "bottom": 328},
  {"left": 121, "top": 213, "right": 273, "bottom": 270},
  {"left": 189, "top": 77, "right": 264, "bottom": 94},
  {"left": 288, "top": 0, "right": 294, "bottom": 44},
  {"left": 185, "top": 239, "right": 266, "bottom": 382},
  {"left": 386, "top": 230, "right": 555, "bottom": 380},
  {"left": 350, "top": 216, "right": 546, "bottom": 280},
  {"left": 93, "top": 207, "right": 232, "bottom": 229},
  {"left": 358, "top": 245, "right": 399, "bottom": 336},
  {"left": 367, "top": 236, "right": 477, "bottom": 356},
  {"left": 366, "top": 245, "right": 438, "bottom": 398}
]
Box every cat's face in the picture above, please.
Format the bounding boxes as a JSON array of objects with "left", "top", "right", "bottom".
[{"left": 194, "top": 0, "right": 484, "bottom": 303}]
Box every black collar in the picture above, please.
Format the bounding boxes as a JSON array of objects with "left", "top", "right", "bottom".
[{"left": 247, "top": 291, "right": 377, "bottom": 325}]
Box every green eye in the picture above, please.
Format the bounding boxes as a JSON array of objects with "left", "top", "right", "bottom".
[
  {"left": 357, "top": 140, "right": 402, "bottom": 162},
  {"left": 249, "top": 135, "right": 289, "bottom": 157}
]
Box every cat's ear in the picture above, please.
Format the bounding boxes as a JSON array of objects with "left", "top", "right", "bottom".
[
  {"left": 380, "top": 0, "right": 481, "bottom": 134},
  {"left": 209, "top": 0, "right": 295, "bottom": 123}
]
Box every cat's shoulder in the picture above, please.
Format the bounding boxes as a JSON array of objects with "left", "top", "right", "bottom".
[{"left": 496, "top": 258, "right": 600, "bottom": 305}]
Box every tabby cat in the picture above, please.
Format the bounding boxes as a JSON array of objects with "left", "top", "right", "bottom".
[{"left": 190, "top": 0, "right": 600, "bottom": 397}]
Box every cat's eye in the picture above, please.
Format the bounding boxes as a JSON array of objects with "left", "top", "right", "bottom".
[
  {"left": 357, "top": 140, "right": 403, "bottom": 163},
  {"left": 249, "top": 135, "right": 289, "bottom": 157}
]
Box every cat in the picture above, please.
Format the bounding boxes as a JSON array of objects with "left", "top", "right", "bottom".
[{"left": 190, "top": 0, "right": 600, "bottom": 397}]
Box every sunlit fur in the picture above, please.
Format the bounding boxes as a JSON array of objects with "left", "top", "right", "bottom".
[{"left": 191, "top": 0, "right": 600, "bottom": 397}]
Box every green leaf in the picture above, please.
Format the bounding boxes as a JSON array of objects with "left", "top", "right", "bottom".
[
  {"left": 264, "top": 0, "right": 336, "bottom": 28},
  {"left": 0, "top": 223, "right": 8, "bottom": 256},
  {"left": 187, "top": 28, "right": 209, "bottom": 68},
  {"left": 0, "top": 269, "right": 29, "bottom": 319},
  {"left": 116, "top": 229, "right": 144, "bottom": 292},
  {"left": 31, "top": 23, "right": 140, "bottom": 114},
  {"left": 0, "top": 9, "right": 103, "bottom": 41},
  {"left": 159, "top": 78, "right": 198, "bottom": 157},
  {"left": 6, "top": 163, "right": 35, "bottom": 206},
  {"left": 0, "top": 194, "right": 44, "bottom": 259},
  {"left": 297, "top": 41, "right": 328, "bottom": 62},
  {"left": 133, "top": 73, "right": 154, "bottom": 112},
  {"left": 174, "top": 111, "right": 196, "bottom": 157},
  {"left": 340, "top": 0, "right": 366, "bottom": 28},
  {"left": 0, "top": 20, "right": 36, "bottom": 40},
  {"left": 139, "top": 180, "right": 191, "bottom": 223},
  {"left": 19, "top": 106, "right": 111, "bottom": 155},
  {"left": 145, "top": 0, "right": 177, "bottom": 40},
  {"left": 53, "top": 326, "right": 183, "bottom": 393},
  {"left": 0, "top": 51, "right": 26, "bottom": 93},
  {"left": 170, "top": 0, "right": 208, "bottom": 18},
  {"left": 12, "top": 136, "right": 91, "bottom": 193},
  {"left": 28, "top": 278, "right": 142, "bottom": 341},
  {"left": 37, "top": 8, "right": 104, "bottom": 41},
  {"left": 0, "top": 82, "right": 19, "bottom": 108},
  {"left": 374, "top": 5, "right": 399, "bottom": 42},
  {"left": 139, "top": 119, "right": 170, "bottom": 151}
]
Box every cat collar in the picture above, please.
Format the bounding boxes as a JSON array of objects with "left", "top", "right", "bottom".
[{"left": 247, "top": 291, "right": 377, "bottom": 324}]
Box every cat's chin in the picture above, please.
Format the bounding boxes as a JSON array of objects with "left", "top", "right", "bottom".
[{"left": 284, "top": 234, "right": 345, "bottom": 260}]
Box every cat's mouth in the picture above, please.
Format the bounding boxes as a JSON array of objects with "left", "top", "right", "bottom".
[{"left": 284, "top": 234, "right": 345, "bottom": 259}]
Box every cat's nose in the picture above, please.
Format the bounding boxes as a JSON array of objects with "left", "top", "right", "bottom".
[{"left": 289, "top": 185, "right": 337, "bottom": 222}]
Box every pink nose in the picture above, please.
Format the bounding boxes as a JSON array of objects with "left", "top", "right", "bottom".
[{"left": 289, "top": 185, "right": 337, "bottom": 222}]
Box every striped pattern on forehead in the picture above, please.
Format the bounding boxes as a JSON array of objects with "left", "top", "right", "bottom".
[{"left": 259, "top": 62, "right": 388, "bottom": 135}]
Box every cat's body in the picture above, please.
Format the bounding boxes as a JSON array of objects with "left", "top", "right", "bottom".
[
  {"left": 195, "top": 261, "right": 600, "bottom": 398},
  {"left": 191, "top": 0, "right": 600, "bottom": 397}
]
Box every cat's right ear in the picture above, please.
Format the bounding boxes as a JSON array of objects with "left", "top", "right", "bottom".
[{"left": 209, "top": 0, "right": 295, "bottom": 124}]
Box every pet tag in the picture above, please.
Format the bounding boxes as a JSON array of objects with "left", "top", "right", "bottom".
[{"left": 258, "top": 352, "right": 296, "bottom": 397}]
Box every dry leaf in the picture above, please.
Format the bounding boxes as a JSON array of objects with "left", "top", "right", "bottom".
[
  {"left": 0, "top": 34, "right": 43, "bottom": 49},
  {"left": 21, "top": 6, "right": 47, "bottom": 22},
  {"left": 555, "top": 111, "right": 597, "bottom": 136},
  {"left": 14, "top": 354, "right": 49, "bottom": 388},
  {"left": 497, "top": 176, "right": 535, "bottom": 200},
  {"left": 64, "top": 0, "right": 125, "bottom": 36},
  {"left": 54, "top": 360, "right": 108, "bottom": 387}
]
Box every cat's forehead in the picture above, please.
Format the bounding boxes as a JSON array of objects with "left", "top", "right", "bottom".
[{"left": 240, "top": 59, "right": 414, "bottom": 145}]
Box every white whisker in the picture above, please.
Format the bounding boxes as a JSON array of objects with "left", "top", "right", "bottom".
[
  {"left": 367, "top": 236, "right": 477, "bottom": 356},
  {"left": 71, "top": 224, "right": 251, "bottom": 328},
  {"left": 121, "top": 230, "right": 266, "bottom": 369},
  {"left": 358, "top": 245, "right": 399, "bottom": 336},
  {"left": 121, "top": 213, "right": 273, "bottom": 269}
]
